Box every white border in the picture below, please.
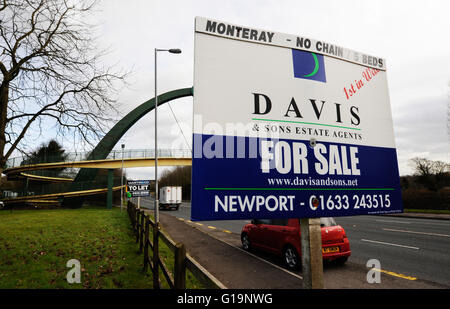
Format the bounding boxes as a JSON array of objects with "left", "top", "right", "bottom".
[{"left": 195, "top": 17, "right": 386, "bottom": 71}]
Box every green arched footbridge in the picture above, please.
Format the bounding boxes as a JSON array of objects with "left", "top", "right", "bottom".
[{"left": 63, "top": 87, "right": 193, "bottom": 207}]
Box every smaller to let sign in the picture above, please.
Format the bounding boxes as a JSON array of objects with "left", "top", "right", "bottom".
[{"left": 126, "top": 180, "right": 151, "bottom": 197}]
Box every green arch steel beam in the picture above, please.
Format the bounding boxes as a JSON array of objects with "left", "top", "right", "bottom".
[{"left": 63, "top": 87, "right": 193, "bottom": 208}]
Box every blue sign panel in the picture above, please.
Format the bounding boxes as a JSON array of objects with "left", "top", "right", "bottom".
[{"left": 191, "top": 135, "right": 402, "bottom": 220}]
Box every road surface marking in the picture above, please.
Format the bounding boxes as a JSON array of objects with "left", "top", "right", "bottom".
[
  {"left": 376, "top": 219, "right": 411, "bottom": 224},
  {"left": 361, "top": 239, "right": 419, "bottom": 250},
  {"left": 382, "top": 228, "right": 450, "bottom": 238},
  {"left": 222, "top": 229, "right": 232, "bottom": 234},
  {"left": 177, "top": 217, "right": 185, "bottom": 221},
  {"left": 373, "top": 268, "right": 417, "bottom": 281},
  {"left": 208, "top": 226, "right": 216, "bottom": 230},
  {"left": 195, "top": 222, "right": 204, "bottom": 226}
]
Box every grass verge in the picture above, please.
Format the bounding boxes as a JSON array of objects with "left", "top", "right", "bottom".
[{"left": 0, "top": 206, "right": 202, "bottom": 289}]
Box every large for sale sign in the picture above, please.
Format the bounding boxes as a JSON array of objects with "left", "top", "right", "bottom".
[{"left": 191, "top": 17, "right": 403, "bottom": 221}]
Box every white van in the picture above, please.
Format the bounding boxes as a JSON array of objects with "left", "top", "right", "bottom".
[{"left": 159, "top": 186, "right": 182, "bottom": 210}]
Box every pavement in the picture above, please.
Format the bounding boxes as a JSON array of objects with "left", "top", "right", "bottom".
[{"left": 155, "top": 211, "right": 449, "bottom": 289}]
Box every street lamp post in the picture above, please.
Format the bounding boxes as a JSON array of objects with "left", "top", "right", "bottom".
[
  {"left": 120, "top": 143, "right": 125, "bottom": 211},
  {"left": 154, "top": 48, "right": 181, "bottom": 224}
]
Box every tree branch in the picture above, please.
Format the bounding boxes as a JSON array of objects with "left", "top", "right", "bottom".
[{"left": 0, "top": 0, "right": 128, "bottom": 166}]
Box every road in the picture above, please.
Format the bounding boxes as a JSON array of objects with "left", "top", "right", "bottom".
[
  {"left": 140, "top": 197, "right": 450, "bottom": 286},
  {"left": 336, "top": 216, "right": 450, "bottom": 286}
]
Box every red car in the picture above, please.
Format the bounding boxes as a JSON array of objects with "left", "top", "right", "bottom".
[{"left": 241, "top": 217, "right": 350, "bottom": 269}]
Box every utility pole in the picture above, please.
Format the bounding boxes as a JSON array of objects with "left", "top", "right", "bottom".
[
  {"left": 120, "top": 143, "right": 125, "bottom": 211},
  {"left": 154, "top": 48, "right": 181, "bottom": 223}
]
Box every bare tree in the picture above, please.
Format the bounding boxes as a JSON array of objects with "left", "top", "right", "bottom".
[
  {"left": 409, "top": 157, "right": 434, "bottom": 177},
  {"left": 409, "top": 157, "right": 450, "bottom": 191},
  {"left": 0, "top": 0, "right": 127, "bottom": 181}
]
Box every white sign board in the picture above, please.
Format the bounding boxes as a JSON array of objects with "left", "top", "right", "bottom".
[
  {"left": 127, "top": 180, "right": 151, "bottom": 197},
  {"left": 191, "top": 17, "right": 402, "bottom": 221}
]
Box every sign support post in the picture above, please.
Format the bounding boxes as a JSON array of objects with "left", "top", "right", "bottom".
[
  {"left": 120, "top": 143, "right": 125, "bottom": 212},
  {"left": 300, "top": 218, "right": 324, "bottom": 289}
]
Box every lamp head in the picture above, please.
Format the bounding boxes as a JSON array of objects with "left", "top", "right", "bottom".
[{"left": 168, "top": 49, "right": 182, "bottom": 54}]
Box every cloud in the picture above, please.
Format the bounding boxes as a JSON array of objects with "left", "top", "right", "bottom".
[
  {"left": 393, "top": 94, "right": 449, "bottom": 175},
  {"left": 24, "top": 0, "right": 449, "bottom": 180}
]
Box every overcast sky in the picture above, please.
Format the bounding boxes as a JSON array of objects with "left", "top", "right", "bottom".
[{"left": 60, "top": 0, "right": 449, "bottom": 178}]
